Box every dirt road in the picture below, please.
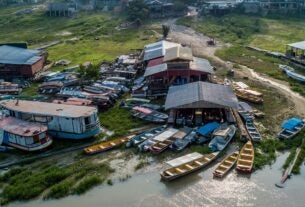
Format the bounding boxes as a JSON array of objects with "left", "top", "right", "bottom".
[{"left": 167, "top": 20, "right": 305, "bottom": 116}]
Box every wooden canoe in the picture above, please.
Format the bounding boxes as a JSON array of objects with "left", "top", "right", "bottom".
[
  {"left": 150, "top": 137, "right": 176, "bottom": 154},
  {"left": 213, "top": 151, "right": 239, "bottom": 178},
  {"left": 160, "top": 152, "right": 219, "bottom": 181},
  {"left": 84, "top": 135, "right": 134, "bottom": 155},
  {"left": 236, "top": 141, "right": 254, "bottom": 173},
  {"left": 235, "top": 90, "right": 264, "bottom": 104}
]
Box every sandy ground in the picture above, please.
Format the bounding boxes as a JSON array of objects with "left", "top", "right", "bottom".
[{"left": 167, "top": 19, "right": 305, "bottom": 117}]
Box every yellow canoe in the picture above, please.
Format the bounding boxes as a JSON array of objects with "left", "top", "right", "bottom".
[
  {"left": 84, "top": 135, "right": 134, "bottom": 155},
  {"left": 160, "top": 152, "right": 219, "bottom": 181},
  {"left": 213, "top": 151, "right": 239, "bottom": 178},
  {"left": 236, "top": 141, "right": 254, "bottom": 173}
]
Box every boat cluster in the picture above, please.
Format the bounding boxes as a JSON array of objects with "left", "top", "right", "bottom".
[{"left": 35, "top": 53, "right": 142, "bottom": 110}]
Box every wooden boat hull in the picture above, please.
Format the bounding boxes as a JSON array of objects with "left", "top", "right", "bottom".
[
  {"left": 213, "top": 151, "right": 239, "bottom": 178},
  {"left": 160, "top": 152, "right": 219, "bottom": 181},
  {"left": 84, "top": 136, "right": 133, "bottom": 155},
  {"left": 236, "top": 141, "right": 254, "bottom": 173}
]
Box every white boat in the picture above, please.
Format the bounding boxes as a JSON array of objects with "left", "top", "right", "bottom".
[{"left": 279, "top": 64, "right": 305, "bottom": 82}]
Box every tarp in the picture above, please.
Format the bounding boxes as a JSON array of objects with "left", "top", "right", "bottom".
[
  {"left": 282, "top": 118, "right": 303, "bottom": 130},
  {"left": 197, "top": 122, "right": 220, "bottom": 136},
  {"left": 166, "top": 152, "right": 203, "bottom": 167}
]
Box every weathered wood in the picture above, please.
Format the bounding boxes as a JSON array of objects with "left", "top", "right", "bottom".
[{"left": 233, "top": 109, "right": 250, "bottom": 141}]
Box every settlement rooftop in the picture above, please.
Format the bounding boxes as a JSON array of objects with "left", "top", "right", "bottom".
[
  {"left": 0, "top": 45, "right": 42, "bottom": 65},
  {"left": 0, "top": 100, "right": 97, "bottom": 118}
]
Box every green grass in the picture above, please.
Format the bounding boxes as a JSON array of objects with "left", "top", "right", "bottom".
[
  {"left": 99, "top": 103, "right": 146, "bottom": 137},
  {"left": 0, "top": 161, "right": 114, "bottom": 204},
  {"left": 72, "top": 175, "right": 102, "bottom": 195},
  {"left": 178, "top": 14, "right": 305, "bottom": 96},
  {"left": 0, "top": 6, "right": 157, "bottom": 67}
]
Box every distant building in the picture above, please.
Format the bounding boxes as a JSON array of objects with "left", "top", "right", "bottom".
[
  {"left": 47, "top": 1, "right": 77, "bottom": 17},
  {"left": 201, "top": 0, "right": 243, "bottom": 14},
  {"left": 243, "top": 0, "right": 305, "bottom": 14},
  {"left": 0, "top": 45, "right": 46, "bottom": 80},
  {"left": 145, "top": 0, "right": 178, "bottom": 18}
]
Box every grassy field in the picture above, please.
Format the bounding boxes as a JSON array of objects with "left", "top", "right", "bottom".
[
  {"left": 178, "top": 14, "right": 305, "bottom": 96},
  {"left": 0, "top": 6, "right": 157, "bottom": 66}
]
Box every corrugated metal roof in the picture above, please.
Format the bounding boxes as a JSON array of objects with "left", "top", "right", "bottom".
[
  {"left": 144, "top": 57, "right": 213, "bottom": 77},
  {"left": 0, "top": 116, "right": 47, "bottom": 137},
  {"left": 163, "top": 46, "right": 193, "bottom": 62},
  {"left": 190, "top": 57, "right": 214, "bottom": 74},
  {"left": 165, "top": 81, "right": 238, "bottom": 110},
  {"left": 0, "top": 45, "right": 42, "bottom": 65},
  {"left": 144, "top": 63, "right": 167, "bottom": 77},
  {"left": 288, "top": 41, "right": 305, "bottom": 50},
  {"left": 143, "top": 41, "right": 180, "bottom": 61},
  {"left": 0, "top": 100, "right": 97, "bottom": 118}
]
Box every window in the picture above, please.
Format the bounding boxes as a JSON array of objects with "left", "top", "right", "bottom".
[{"left": 84, "top": 117, "right": 90, "bottom": 125}]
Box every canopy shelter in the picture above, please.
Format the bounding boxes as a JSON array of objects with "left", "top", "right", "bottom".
[
  {"left": 165, "top": 81, "right": 238, "bottom": 110},
  {"left": 165, "top": 82, "right": 238, "bottom": 126},
  {"left": 286, "top": 41, "right": 305, "bottom": 61}
]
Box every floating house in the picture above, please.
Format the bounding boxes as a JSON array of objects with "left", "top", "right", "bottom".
[
  {"left": 0, "top": 115, "right": 52, "bottom": 151},
  {"left": 165, "top": 81, "right": 238, "bottom": 126},
  {"left": 0, "top": 100, "right": 100, "bottom": 139},
  {"left": 144, "top": 45, "right": 214, "bottom": 96}
]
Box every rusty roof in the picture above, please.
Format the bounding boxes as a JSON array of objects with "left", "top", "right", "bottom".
[
  {"left": 0, "top": 100, "right": 97, "bottom": 118},
  {"left": 0, "top": 116, "right": 47, "bottom": 137}
]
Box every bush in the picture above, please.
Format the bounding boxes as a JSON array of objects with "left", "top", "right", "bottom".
[
  {"left": 44, "top": 180, "right": 73, "bottom": 200},
  {"left": 72, "top": 175, "right": 102, "bottom": 195}
]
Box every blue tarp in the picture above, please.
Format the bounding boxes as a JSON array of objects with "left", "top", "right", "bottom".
[
  {"left": 197, "top": 122, "right": 220, "bottom": 136},
  {"left": 282, "top": 118, "right": 303, "bottom": 130}
]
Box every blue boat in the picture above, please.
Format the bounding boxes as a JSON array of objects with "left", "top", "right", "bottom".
[
  {"left": 195, "top": 122, "right": 220, "bottom": 144},
  {"left": 278, "top": 117, "right": 305, "bottom": 139},
  {"left": 208, "top": 124, "right": 236, "bottom": 152}
]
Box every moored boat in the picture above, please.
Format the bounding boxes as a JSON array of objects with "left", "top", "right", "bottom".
[
  {"left": 126, "top": 125, "right": 166, "bottom": 147},
  {"left": 278, "top": 117, "right": 305, "bottom": 139},
  {"left": 149, "top": 128, "right": 188, "bottom": 154},
  {"left": 160, "top": 152, "right": 219, "bottom": 181},
  {"left": 84, "top": 135, "right": 134, "bottom": 155},
  {"left": 0, "top": 116, "right": 52, "bottom": 151},
  {"left": 279, "top": 64, "right": 305, "bottom": 83},
  {"left": 52, "top": 98, "right": 94, "bottom": 107},
  {"left": 131, "top": 106, "right": 168, "bottom": 123},
  {"left": 208, "top": 124, "right": 236, "bottom": 152},
  {"left": 0, "top": 82, "right": 21, "bottom": 95},
  {"left": 245, "top": 120, "right": 262, "bottom": 142},
  {"left": 138, "top": 128, "right": 178, "bottom": 152},
  {"left": 236, "top": 141, "right": 254, "bottom": 173},
  {"left": 213, "top": 151, "right": 239, "bottom": 178}
]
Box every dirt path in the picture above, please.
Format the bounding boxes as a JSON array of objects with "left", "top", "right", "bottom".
[{"left": 167, "top": 20, "right": 305, "bottom": 116}]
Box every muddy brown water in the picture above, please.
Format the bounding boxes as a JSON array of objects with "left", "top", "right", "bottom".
[{"left": 8, "top": 152, "right": 305, "bottom": 207}]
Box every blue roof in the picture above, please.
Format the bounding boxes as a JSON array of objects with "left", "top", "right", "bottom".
[
  {"left": 197, "top": 122, "right": 220, "bottom": 136},
  {"left": 282, "top": 118, "right": 303, "bottom": 130},
  {"left": 0, "top": 45, "right": 42, "bottom": 65}
]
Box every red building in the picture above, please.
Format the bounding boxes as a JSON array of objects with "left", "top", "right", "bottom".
[
  {"left": 143, "top": 46, "right": 214, "bottom": 96},
  {"left": 0, "top": 45, "right": 45, "bottom": 80}
]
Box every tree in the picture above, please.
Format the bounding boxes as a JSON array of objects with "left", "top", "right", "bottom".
[
  {"left": 126, "top": 0, "right": 149, "bottom": 21},
  {"left": 162, "top": 24, "right": 170, "bottom": 39}
]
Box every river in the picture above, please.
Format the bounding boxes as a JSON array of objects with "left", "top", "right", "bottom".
[{"left": 8, "top": 152, "right": 305, "bottom": 207}]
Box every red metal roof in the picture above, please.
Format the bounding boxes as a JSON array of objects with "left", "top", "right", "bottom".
[
  {"left": 147, "top": 57, "right": 164, "bottom": 67},
  {"left": 0, "top": 116, "right": 47, "bottom": 137}
]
